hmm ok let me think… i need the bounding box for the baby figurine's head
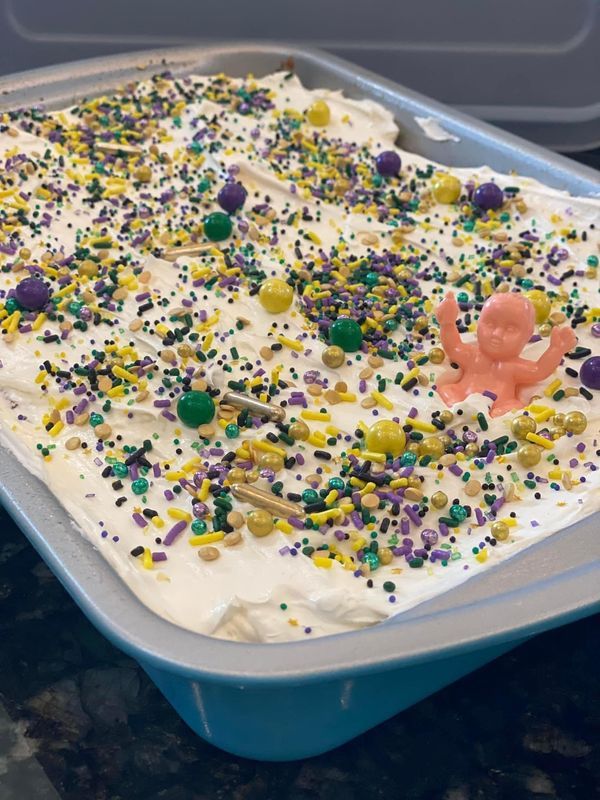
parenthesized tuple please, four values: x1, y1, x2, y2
(477, 293, 535, 359)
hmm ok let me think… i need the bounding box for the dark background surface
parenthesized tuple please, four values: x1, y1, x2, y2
(0, 71, 598, 798)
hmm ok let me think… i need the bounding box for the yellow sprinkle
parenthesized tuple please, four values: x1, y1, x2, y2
(202, 332, 214, 352)
(359, 481, 377, 496)
(548, 468, 563, 480)
(151, 516, 165, 529)
(276, 335, 304, 352)
(500, 517, 518, 527)
(48, 421, 64, 437)
(360, 450, 387, 463)
(544, 379, 562, 398)
(338, 503, 355, 514)
(356, 420, 368, 434)
(301, 410, 331, 422)
(32, 313, 46, 331)
(337, 392, 357, 402)
(324, 489, 339, 505)
(7, 310, 21, 333)
(1, 310, 18, 331)
(526, 432, 554, 449)
(390, 478, 408, 489)
(351, 537, 367, 552)
(309, 509, 342, 525)
(252, 439, 286, 457)
(275, 519, 293, 534)
(182, 458, 201, 473)
(307, 432, 326, 447)
(313, 557, 333, 569)
(155, 323, 170, 337)
(400, 367, 420, 387)
(143, 548, 153, 570)
(198, 478, 211, 501)
(406, 417, 437, 433)
(167, 508, 193, 522)
(107, 385, 125, 398)
(35, 371, 48, 384)
(475, 550, 488, 564)
(325, 425, 340, 437)
(165, 470, 186, 481)
(112, 365, 138, 383)
(370, 391, 393, 410)
(54, 282, 77, 298)
(189, 532, 225, 546)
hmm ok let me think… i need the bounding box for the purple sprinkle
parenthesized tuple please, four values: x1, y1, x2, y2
(132, 513, 147, 528)
(152, 552, 167, 562)
(163, 520, 188, 546)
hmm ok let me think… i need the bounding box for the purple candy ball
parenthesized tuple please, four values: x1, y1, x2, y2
(420, 528, 439, 546)
(580, 356, 600, 390)
(375, 150, 401, 177)
(217, 182, 247, 213)
(15, 277, 50, 311)
(591, 323, 600, 338)
(473, 182, 504, 210)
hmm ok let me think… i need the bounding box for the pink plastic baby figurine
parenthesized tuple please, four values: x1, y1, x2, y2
(435, 291, 577, 417)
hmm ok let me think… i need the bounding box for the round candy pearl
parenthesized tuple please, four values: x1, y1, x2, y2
(473, 182, 504, 211)
(375, 150, 401, 177)
(428, 347, 445, 364)
(247, 509, 274, 537)
(191, 519, 208, 535)
(330, 317, 363, 352)
(217, 182, 246, 213)
(226, 467, 246, 485)
(176, 390, 215, 427)
(591, 323, 600, 338)
(258, 278, 293, 313)
(431, 491, 448, 509)
(302, 488, 320, 504)
(400, 451, 417, 466)
(420, 528, 439, 546)
(524, 289, 551, 324)
(511, 414, 537, 439)
(491, 521, 510, 541)
(258, 452, 284, 472)
(564, 411, 587, 434)
(580, 356, 600, 390)
(203, 212, 233, 241)
(15, 277, 49, 311)
(517, 443, 542, 467)
(321, 345, 345, 369)
(365, 420, 406, 457)
(432, 174, 461, 204)
(362, 551, 380, 571)
(418, 436, 445, 460)
(289, 420, 310, 441)
(306, 100, 330, 127)
(449, 504, 467, 522)
(225, 423, 240, 439)
(131, 478, 149, 495)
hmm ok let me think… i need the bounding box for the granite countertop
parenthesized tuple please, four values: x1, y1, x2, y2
(1, 149, 599, 800)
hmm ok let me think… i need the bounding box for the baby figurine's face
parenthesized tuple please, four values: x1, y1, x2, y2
(477, 294, 534, 360)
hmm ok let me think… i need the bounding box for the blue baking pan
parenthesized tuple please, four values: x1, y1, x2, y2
(0, 44, 598, 761)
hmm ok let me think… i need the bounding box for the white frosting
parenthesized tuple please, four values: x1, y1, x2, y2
(0, 72, 598, 643)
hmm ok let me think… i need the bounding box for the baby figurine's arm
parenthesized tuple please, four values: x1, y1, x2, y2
(513, 325, 577, 383)
(435, 291, 473, 365)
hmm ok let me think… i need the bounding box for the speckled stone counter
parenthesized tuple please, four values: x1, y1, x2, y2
(1, 147, 599, 800)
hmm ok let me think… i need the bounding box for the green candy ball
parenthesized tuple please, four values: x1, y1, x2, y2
(176, 390, 215, 427)
(362, 551, 380, 571)
(203, 212, 233, 242)
(330, 318, 363, 353)
(302, 488, 320, 504)
(132, 478, 149, 495)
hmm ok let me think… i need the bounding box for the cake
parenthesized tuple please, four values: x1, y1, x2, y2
(0, 68, 598, 642)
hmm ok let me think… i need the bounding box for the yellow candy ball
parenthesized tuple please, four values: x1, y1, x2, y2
(365, 420, 405, 456)
(464, 442, 479, 457)
(432, 174, 462, 204)
(564, 411, 587, 434)
(306, 100, 331, 127)
(258, 452, 284, 473)
(511, 414, 537, 439)
(418, 436, 445, 460)
(226, 467, 246, 485)
(517, 443, 542, 467)
(431, 491, 448, 509)
(288, 420, 310, 441)
(322, 345, 345, 369)
(258, 278, 293, 313)
(428, 347, 445, 365)
(491, 521, 510, 541)
(439, 409, 454, 424)
(247, 509, 274, 537)
(524, 289, 552, 324)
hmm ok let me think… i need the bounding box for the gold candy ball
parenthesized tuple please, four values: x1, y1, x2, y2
(288, 420, 310, 441)
(258, 452, 284, 473)
(432, 174, 462, 204)
(247, 509, 274, 537)
(491, 520, 510, 541)
(524, 289, 551, 324)
(414, 315, 429, 332)
(322, 345, 345, 369)
(517, 443, 542, 467)
(548, 425, 566, 440)
(365, 420, 406, 456)
(406, 441, 420, 455)
(428, 347, 446, 365)
(439, 409, 454, 424)
(258, 278, 294, 313)
(538, 323, 552, 338)
(564, 411, 587, 434)
(245, 469, 259, 484)
(378, 547, 393, 565)
(553, 413, 566, 427)
(437, 434, 453, 449)
(407, 475, 422, 490)
(306, 100, 331, 127)
(464, 442, 479, 457)
(226, 467, 246, 485)
(511, 414, 537, 439)
(431, 491, 448, 509)
(418, 436, 445, 460)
